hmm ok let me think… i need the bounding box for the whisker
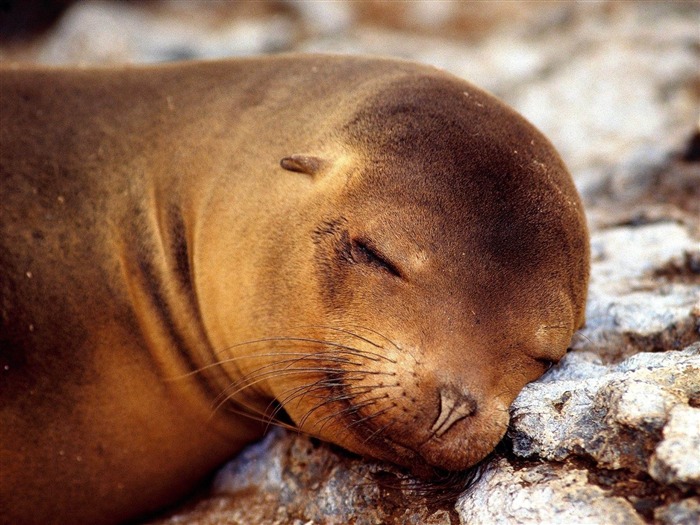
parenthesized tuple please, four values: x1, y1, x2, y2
(211, 350, 361, 407)
(212, 367, 346, 415)
(338, 324, 401, 351)
(265, 382, 323, 421)
(268, 378, 347, 424)
(363, 420, 396, 444)
(342, 323, 419, 364)
(572, 330, 592, 345)
(296, 385, 382, 429)
(287, 324, 385, 349)
(311, 399, 364, 430)
(311, 392, 390, 434)
(168, 350, 357, 381)
(213, 336, 390, 363)
(347, 403, 393, 429)
(219, 402, 298, 433)
(215, 362, 384, 410)
(268, 324, 398, 364)
(219, 365, 348, 400)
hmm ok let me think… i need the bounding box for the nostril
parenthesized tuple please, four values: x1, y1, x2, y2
(430, 386, 477, 438)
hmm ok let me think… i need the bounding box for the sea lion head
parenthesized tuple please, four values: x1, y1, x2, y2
(205, 71, 589, 475)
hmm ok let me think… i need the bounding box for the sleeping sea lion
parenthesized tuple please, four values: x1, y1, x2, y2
(0, 54, 589, 525)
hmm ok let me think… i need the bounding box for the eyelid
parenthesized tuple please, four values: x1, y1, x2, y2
(352, 238, 403, 278)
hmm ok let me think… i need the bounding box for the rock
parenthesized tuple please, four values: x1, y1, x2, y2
(509, 345, 700, 472)
(655, 497, 700, 525)
(34, 0, 295, 64)
(149, 345, 700, 525)
(151, 429, 455, 525)
(456, 459, 646, 525)
(649, 405, 700, 486)
(579, 223, 700, 361)
(283, 0, 354, 36)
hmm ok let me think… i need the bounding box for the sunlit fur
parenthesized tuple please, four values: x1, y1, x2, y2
(1, 55, 589, 525)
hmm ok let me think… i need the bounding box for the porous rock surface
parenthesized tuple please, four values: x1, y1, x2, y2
(2, 1, 698, 524)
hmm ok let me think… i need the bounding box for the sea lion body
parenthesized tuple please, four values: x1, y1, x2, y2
(0, 55, 589, 524)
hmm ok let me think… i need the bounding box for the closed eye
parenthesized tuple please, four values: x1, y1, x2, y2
(351, 239, 403, 278)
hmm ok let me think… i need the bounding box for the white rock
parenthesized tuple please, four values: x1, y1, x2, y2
(284, 0, 353, 36)
(456, 459, 645, 525)
(655, 497, 700, 525)
(38, 0, 295, 64)
(649, 404, 700, 486)
(580, 223, 700, 357)
(510, 345, 700, 471)
(214, 428, 285, 494)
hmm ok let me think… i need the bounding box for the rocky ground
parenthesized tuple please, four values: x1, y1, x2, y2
(2, 1, 698, 524)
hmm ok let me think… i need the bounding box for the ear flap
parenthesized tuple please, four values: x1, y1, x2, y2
(280, 154, 326, 177)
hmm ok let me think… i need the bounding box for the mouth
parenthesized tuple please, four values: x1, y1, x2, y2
(280, 357, 507, 476)
(293, 378, 427, 471)
(323, 379, 508, 476)
(317, 382, 453, 476)
(340, 417, 490, 480)
(340, 419, 438, 477)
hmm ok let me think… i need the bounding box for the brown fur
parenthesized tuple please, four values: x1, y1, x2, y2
(0, 55, 589, 525)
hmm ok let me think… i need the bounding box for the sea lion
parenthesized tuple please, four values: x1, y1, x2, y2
(0, 54, 589, 525)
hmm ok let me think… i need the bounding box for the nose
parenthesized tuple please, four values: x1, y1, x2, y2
(430, 385, 478, 438)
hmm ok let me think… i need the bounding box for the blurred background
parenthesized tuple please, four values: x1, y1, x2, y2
(1, 0, 698, 218)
